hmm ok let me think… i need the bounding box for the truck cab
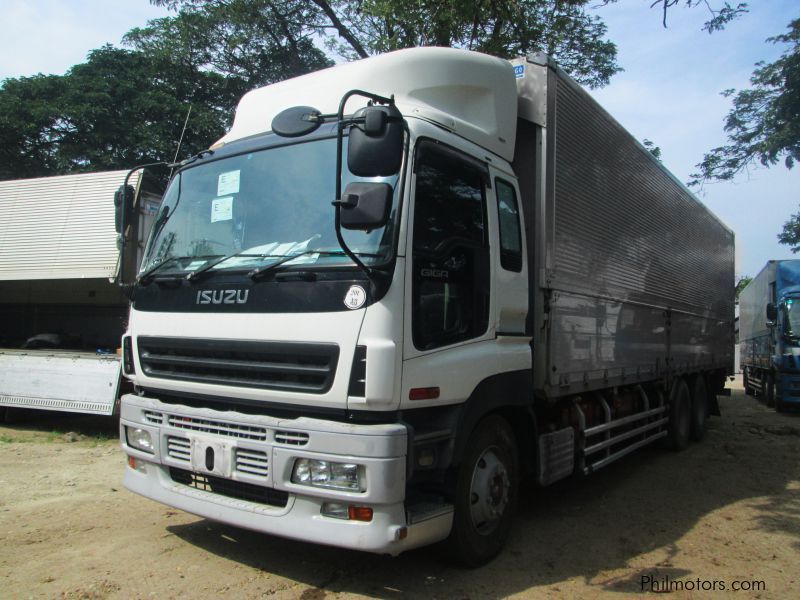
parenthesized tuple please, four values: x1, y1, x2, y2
(120, 48, 530, 563)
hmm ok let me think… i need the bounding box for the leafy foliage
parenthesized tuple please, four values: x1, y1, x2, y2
(1, 0, 624, 181)
(146, 0, 621, 88)
(602, 0, 748, 32)
(0, 46, 233, 180)
(689, 19, 800, 188)
(735, 275, 752, 298)
(126, 1, 332, 90)
(642, 139, 662, 161)
(778, 209, 800, 253)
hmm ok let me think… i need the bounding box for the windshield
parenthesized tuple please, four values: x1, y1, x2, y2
(783, 298, 800, 342)
(139, 136, 399, 277)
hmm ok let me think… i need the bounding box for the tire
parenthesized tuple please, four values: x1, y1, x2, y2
(667, 378, 691, 451)
(743, 370, 754, 396)
(689, 376, 708, 442)
(445, 415, 518, 567)
(774, 378, 785, 412)
(765, 374, 776, 408)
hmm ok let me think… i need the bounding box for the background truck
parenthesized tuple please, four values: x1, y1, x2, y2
(118, 48, 735, 566)
(739, 260, 800, 411)
(0, 170, 160, 417)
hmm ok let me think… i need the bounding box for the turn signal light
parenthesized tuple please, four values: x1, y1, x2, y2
(348, 506, 373, 522)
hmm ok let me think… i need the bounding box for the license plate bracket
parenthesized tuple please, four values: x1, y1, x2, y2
(190, 436, 233, 478)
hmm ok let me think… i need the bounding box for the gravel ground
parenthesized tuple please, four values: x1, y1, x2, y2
(1, 375, 798, 599)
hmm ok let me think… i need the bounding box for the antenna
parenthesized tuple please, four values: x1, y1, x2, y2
(172, 105, 193, 164)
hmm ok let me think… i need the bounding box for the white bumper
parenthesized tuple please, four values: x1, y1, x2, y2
(120, 393, 452, 555)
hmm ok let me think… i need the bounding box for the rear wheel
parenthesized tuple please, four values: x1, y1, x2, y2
(690, 376, 708, 441)
(743, 370, 754, 396)
(667, 378, 691, 451)
(445, 415, 518, 567)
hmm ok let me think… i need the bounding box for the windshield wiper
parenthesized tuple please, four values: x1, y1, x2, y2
(187, 251, 282, 282)
(138, 255, 218, 285)
(248, 250, 379, 281)
(138, 256, 189, 285)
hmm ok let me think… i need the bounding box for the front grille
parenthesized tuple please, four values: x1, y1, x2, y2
(144, 410, 164, 425)
(137, 337, 339, 394)
(167, 414, 268, 441)
(170, 467, 288, 507)
(274, 430, 309, 446)
(235, 448, 269, 477)
(167, 436, 191, 462)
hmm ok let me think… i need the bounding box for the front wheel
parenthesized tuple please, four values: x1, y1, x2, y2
(445, 415, 518, 567)
(765, 374, 776, 408)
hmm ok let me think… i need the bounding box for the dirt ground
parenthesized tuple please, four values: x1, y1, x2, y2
(1, 376, 799, 599)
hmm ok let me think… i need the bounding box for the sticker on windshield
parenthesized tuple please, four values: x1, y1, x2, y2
(217, 170, 240, 196)
(344, 285, 367, 310)
(211, 196, 233, 222)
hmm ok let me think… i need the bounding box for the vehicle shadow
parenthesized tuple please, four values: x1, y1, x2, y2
(0, 407, 118, 439)
(166, 389, 800, 598)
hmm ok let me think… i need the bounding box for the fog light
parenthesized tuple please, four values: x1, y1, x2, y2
(292, 458, 363, 491)
(126, 427, 154, 454)
(128, 455, 147, 473)
(320, 502, 373, 522)
(321, 502, 350, 519)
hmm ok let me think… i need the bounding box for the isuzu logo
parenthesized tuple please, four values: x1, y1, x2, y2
(196, 289, 250, 305)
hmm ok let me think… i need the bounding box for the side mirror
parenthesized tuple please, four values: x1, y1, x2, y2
(340, 182, 392, 231)
(114, 185, 135, 234)
(348, 105, 403, 177)
(767, 303, 778, 322)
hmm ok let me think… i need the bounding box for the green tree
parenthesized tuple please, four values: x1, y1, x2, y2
(690, 19, 800, 187)
(778, 208, 800, 252)
(736, 275, 752, 299)
(637, 0, 748, 32)
(145, 0, 621, 88)
(127, 1, 332, 90)
(642, 139, 662, 161)
(0, 46, 233, 180)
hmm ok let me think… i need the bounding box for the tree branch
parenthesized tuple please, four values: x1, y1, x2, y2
(310, 0, 369, 58)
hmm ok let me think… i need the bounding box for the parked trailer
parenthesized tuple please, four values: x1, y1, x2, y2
(0, 170, 159, 416)
(119, 48, 734, 566)
(739, 260, 800, 410)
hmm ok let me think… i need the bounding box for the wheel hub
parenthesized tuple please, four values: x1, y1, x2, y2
(469, 447, 510, 535)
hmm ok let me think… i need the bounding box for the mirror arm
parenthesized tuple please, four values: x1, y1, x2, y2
(331, 90, 396, 288)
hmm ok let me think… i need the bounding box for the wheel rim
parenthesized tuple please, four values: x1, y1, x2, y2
(468, 446, 511, 535)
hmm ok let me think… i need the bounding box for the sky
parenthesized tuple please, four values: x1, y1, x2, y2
(0, 0, 797, 279)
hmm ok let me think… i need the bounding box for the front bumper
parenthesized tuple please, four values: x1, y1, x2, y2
(120, 393, 452, 555)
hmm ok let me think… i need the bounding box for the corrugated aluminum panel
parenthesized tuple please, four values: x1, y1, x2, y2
(515, 63, 735, 396)
(550, 76, 734, 320)
(738, 261, 774, 346)
(0, 170, 134, 281)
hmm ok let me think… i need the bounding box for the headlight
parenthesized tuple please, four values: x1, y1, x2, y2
(291, 458, 363, 491)
(126, 427, 154, 454)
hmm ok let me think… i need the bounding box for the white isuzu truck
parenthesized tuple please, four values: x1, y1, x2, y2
(119, 48, 734, 566)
